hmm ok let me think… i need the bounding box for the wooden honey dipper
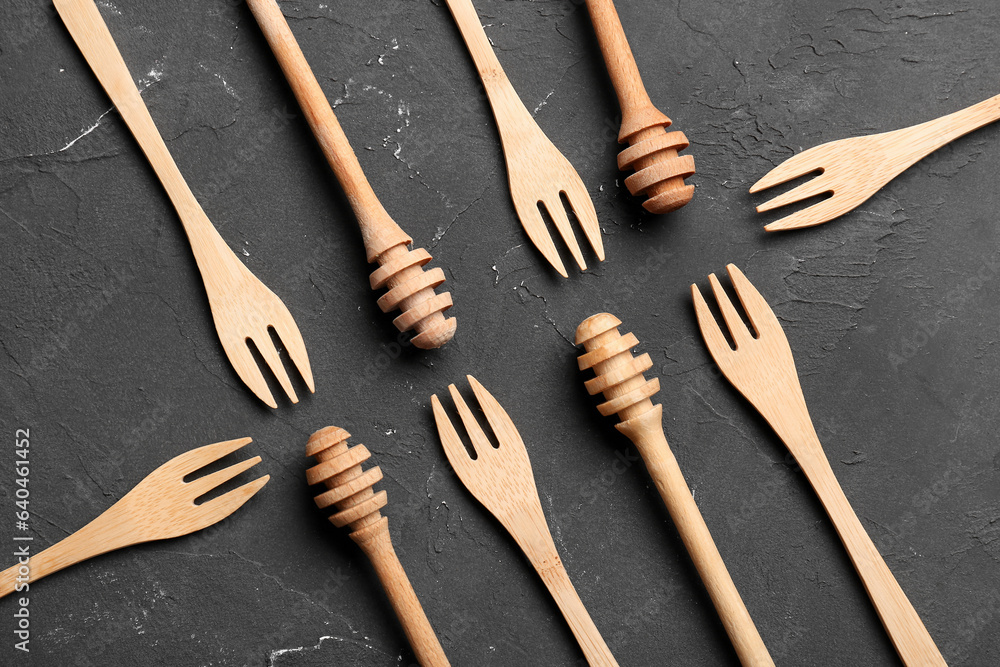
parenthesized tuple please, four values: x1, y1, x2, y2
(306, 426, 450, 667)
(583, 0, 695, 214)
(575, 314, 773, 667)
(247, 0, 455, 349)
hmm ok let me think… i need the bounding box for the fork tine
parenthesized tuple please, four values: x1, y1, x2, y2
(220, 337, 277, 408)
(691, 284, 734, 359)
(251, 332, 298, 404)
(513, 196, 568, 278)
(186, 455, 263, 498)
(708, 273, 754, 347)
(763, 194, 865, 232)
(755, 174, 832, 213)
(563, 182, 605, 262)
(467, 375, 519, 447)
(170, 437, 254, 474)
(448, 383, 494, 456)
(432, 394, 476, 475)
(195, 475, 270, 524)
(749, 147, 826, 193)
(543, 199, 586, 271)
(271, 319, 316, 394)
(726, 264, 783, 339)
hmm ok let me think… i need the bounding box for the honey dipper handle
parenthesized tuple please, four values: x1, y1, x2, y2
(356, 525, 451, 667)
(618, 408, 774, 667)
(583, 0, 670, 140)
(245, 0, 410, 256)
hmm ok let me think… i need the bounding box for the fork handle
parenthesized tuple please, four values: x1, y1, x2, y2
(444, 0, 536, 134)
(799, 448, 947, 667)
(53, 0, 228, 259)
(902, 92, 1000, 161)
(0, 511, 132, 599)
(245, 0, 411, 258)
(618, 408, 774, 667)
(534, 557, 620, 667)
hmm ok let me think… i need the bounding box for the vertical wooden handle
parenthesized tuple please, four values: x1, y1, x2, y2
(619, 409, 774, 667)
(443, 0, 532, 127)
(802, 453, 947, 667)
(583, 0, 658, 122)
(536, 562, 620, 667)
(245, 0, 409, 252)
(357, 528, 451, 667)
(52, 0, 217, 245)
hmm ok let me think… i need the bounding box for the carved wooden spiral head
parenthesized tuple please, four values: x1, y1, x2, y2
(372, 242, 457, 350)
(617, 113, 695, 215)
(306, 426, 387, 537)
(575, 313, 660, 423)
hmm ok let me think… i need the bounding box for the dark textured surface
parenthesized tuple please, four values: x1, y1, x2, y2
(2, 0, 999, 665)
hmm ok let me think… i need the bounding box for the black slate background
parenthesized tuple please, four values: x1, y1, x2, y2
(2, 0, 999, 665)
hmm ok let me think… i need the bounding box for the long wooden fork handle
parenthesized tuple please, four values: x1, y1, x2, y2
(0, 516, 129, 599)
(619, 410, 774, 666)
(536, 562, 619, 667)
(53, 0, 219, 248)
(905, 92, 1000, 162)
(802, 452, 946, 667)
(356, 526, 451, 667)
(245, 0, 410, 254)
(444, 0, 535, 129)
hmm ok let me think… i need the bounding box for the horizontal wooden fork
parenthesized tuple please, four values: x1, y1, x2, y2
(751, 92, 1000, 231)
(691, 264, 946, 667)
(0, 438, 268, 598)
(432, 376, 619, 667)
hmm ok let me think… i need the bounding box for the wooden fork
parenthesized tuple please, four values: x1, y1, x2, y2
(445, 0, 604, 278)
(432, 376, 619, 667)
(0, 438, 268, 598)
(751, 92, 1000, 231)
(55, 0, 315, 408)
(691, 264, 946, 667)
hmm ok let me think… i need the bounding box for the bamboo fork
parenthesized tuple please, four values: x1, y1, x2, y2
(54, 0, 314, 408)
(445, 0, 604, 278)
(432, 376, 619, 667)
(306, 427, 450, 667)
(576, 313, 773, 666)
(246, 0, 456, 349)
(583, 0, 695, 213)
(691, 264, 946, 667)
(751, 92, 1000, 231)
(0, 438, 268, 598)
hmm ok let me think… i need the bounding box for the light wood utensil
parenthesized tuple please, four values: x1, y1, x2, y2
(576, 313, 773, 667)
(306, 427, 450, 667)
(246, 0, 456, 349)
(751, 92, 1000, 231)
(0, 438, 268, 598)
(583, 0, 695, 214)
(54, 0, 315, 408)
(432, 376, 619, 667)
(692, 264, 946, 667)
(445, 0, 604, 278)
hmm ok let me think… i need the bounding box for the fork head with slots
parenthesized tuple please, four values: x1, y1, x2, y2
(748, 129, 931, 232)
(690, 263, 813, 440)
(118, 436, 271, 542)
(205, 251, 315, 409)
(431, 375, 545, 531)
(501, 122, 606, 278)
